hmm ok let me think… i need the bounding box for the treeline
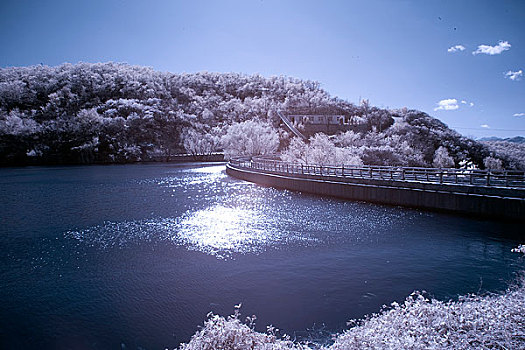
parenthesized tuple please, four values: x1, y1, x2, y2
(0, 62, 521, 169)
(0, 62, 338, 164)
(482, 141, 525, 170)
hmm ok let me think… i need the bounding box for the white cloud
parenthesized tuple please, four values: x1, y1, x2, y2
(448, 45, 466, 53)
(472, 41, 511, 55)
(480, 124, 490, 128)
(434, 98, 459, 111)
(460, 100, 474, 107)
(505, 70, 523, 81)
(514, 113, 525, 117)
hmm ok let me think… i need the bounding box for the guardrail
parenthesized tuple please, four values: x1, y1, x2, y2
(277, 111, 308, 140)
(229, 157, 525, 188)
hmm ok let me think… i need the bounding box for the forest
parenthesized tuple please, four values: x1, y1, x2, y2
(1, 62, 523, 169)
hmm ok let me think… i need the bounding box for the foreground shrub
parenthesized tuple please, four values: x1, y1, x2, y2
(179, 307, 310, 350)
(331, 282, 525, 349)
(179, 274, 525, 350)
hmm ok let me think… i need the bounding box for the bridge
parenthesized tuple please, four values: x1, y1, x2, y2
(226, 157, 525, 221)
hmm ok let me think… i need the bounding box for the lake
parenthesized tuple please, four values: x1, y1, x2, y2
(0, 162, 523, 349)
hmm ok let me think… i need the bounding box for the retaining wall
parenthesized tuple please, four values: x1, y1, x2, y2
(226, 164, 525, 221)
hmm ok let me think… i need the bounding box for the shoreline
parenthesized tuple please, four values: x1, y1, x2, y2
(0, 153, 225, 168)
(179, 273, 525, 349)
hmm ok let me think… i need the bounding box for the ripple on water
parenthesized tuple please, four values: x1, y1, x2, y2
(65, 204, 317, 259)
(145, 165, 228, 189)
(66, 164, 429, 259)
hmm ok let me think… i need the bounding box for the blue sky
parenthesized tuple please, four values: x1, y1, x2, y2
(1, 0, 524, 138)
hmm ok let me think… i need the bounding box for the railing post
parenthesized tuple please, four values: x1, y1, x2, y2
(342, 165, 345, 177)
(505, 171, 509, 187)
(401, 169, 405, 181)
(439, 170, 443, 184)
(469, 172, 473, 185)
(486, 171, 490, 186)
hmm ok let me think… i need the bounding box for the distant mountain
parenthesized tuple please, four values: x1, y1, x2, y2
(479, 136, 525, 144)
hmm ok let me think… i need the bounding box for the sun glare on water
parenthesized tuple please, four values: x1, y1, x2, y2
(65, 165, 320, 258)
(66, 203, 313, 259)
(173, 205, 281, 257)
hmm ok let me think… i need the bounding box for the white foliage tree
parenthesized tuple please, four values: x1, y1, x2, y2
(281, 134, 363, 166)
(307, 133, 336, 165)
(432, 146, 455, 168)
(182, 127, 220, 156)
(221, 120, 279, 159)
(483, 156, 504, 171)
(280, 137, 309, 164)
(0, 109, 40, 136)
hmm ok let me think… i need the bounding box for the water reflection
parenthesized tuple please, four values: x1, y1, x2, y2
(174, 205, 311, 258)
(66, 164, 420, 258)
(152, 165, 227, 188)
(67, 202, 315, 259)
(3, 163, 523, 350)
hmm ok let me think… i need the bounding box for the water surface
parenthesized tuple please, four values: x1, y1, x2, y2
(1, 163, 523, 349)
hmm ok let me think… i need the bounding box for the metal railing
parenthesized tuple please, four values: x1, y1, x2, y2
(228, 157, 525, 188)
(277, 111, 308, 140)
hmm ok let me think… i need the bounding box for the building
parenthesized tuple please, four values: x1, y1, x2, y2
(283, 107, 356, 136)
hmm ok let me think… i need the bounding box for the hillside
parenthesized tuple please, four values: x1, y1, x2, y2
(0, 62, 516, 169)
(481, 141, 525, 170)
(479, 136, 525, 144)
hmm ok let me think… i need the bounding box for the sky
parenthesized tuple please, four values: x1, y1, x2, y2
(0, 0, 524, 138)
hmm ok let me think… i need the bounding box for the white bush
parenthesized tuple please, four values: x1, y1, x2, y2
(178, 275, 525, 350)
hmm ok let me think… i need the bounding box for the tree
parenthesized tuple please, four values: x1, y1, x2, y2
(182, 127, 220, 157)
(432, 146, 455, 168)
(483, 156, 504, 171)
(0, 62, 511, 169)
(280, 137, 309, 164)
(281, 134, 363, 166)
(221, 120, 279, 159)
